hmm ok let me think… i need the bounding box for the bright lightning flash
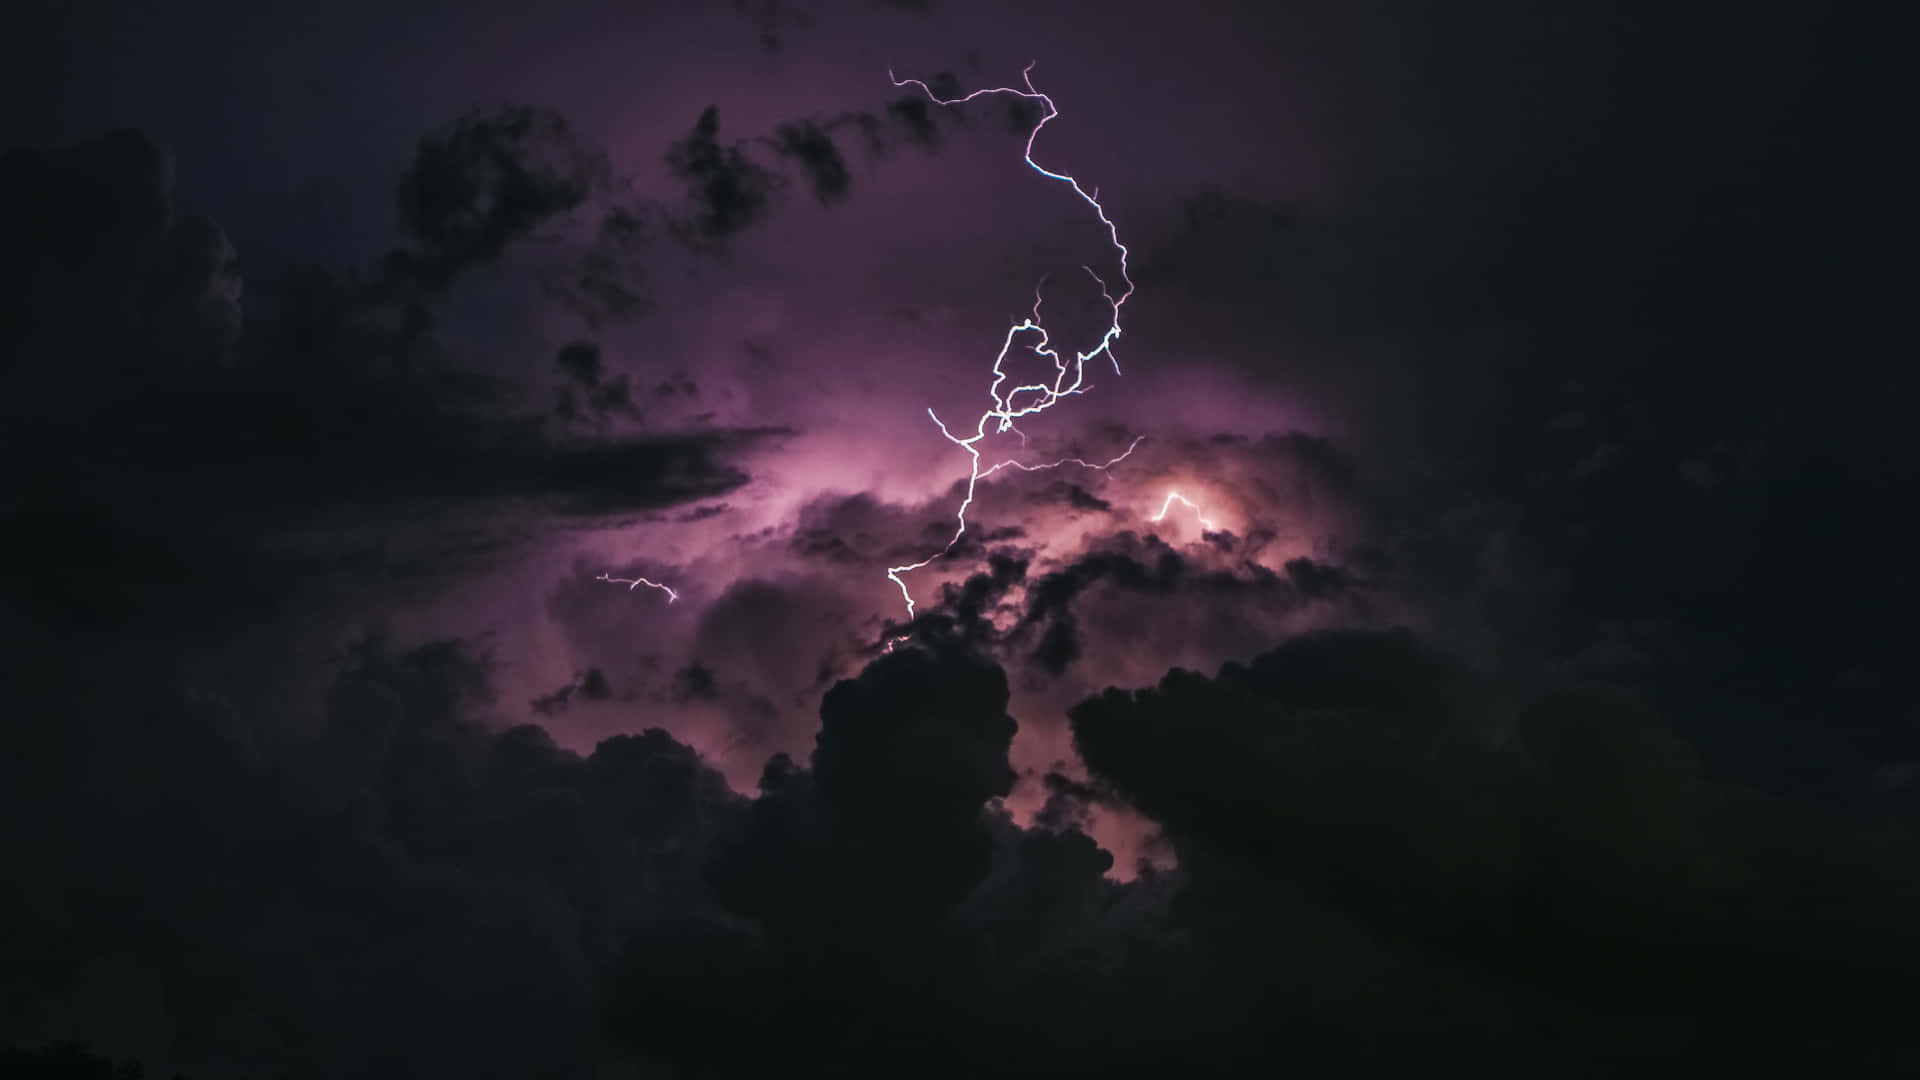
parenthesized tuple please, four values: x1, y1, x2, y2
(1151, 491, 1219, 533)
(599, 66, 1173, 616)
(883, 63, 1138, 619)
(596, 572, 679, 603)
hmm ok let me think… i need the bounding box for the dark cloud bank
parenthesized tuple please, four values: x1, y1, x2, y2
(11, 622, 1920, 1077)
(6, 5, 1917, 1078)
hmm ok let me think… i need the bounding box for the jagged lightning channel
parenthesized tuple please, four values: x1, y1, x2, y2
(1151, 491, 1218, 533)
(596, 572, 679, 603)
(978, 434, 1146, 480)
(883, 64, 1138, 619)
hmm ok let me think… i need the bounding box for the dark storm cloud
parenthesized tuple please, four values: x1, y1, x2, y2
(17, 598, 1920, 1074)
(1050, 480, 1111, 513)
(1083, 8, 1908, 821)
(0, 129, 242, 368)
(784, 490, 909, 565)
(731, 0, 934, 56)
(791, 527, 864, 565)
(0, 484, 286, 641)
(712, 646, 1016, 930)
(1282, 554, 1351, 600)
(662, 73, 1015, 244)
(606, 643, 1158, 1075)
(3, 341, 761, 622)
(941, 548, 1028, 626)
(1390, 312, 1920, 806)
(379, 109, 643, 328)
(1060, 629, 1920, 1065)
(730, 0, 815, 54)
(597, 628, 1920, 1074)
(0, 124, 779, 636)
(673, 575, 867, 742)
(1031, 768, 1104, 832)
(539, 566, 873, 786)
(554, 339, 604, 384)
(652, 370, 699, 398)
(550, 340, 642, 429)
(145, 213, 245, 358)
(1136, 189, 1301, 300)
(1011, 531, 1330, 675)
(665, 105, 783, 248)
(860, 549, 1031, 662)
(670, 661, 721, 703)
(884, 91, 942, 149)
(768, 119, 853, 203)
(530, 666, 613, 715)
(385, 107, 608, 293)
(1013, 536, 1190, 618)
(1228, 429, 1358, 501)
(548, 200, 651, 326)
(951, 801, 1120, 955)
(0, 632, 741, 1078)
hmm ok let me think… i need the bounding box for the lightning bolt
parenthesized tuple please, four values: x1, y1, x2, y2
(977, 434, 1146, 480)
(596, 572, 679, 603)
(883, 63, 1138, 619)
(1150, 491, 1218, 533)
(599, 65, 1141, 616)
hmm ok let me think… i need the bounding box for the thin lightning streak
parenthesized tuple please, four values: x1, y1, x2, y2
(884, 64, 1138, 618)
(1150, 491, 1218, 533)
(978, 434, 1146, 480)
(596, 572, 679, 603)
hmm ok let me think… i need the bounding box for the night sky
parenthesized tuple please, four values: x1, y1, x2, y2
(2, 2, 1913, 1076)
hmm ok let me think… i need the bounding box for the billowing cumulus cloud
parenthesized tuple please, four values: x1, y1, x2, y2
(16, 609, 1920, 1075)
